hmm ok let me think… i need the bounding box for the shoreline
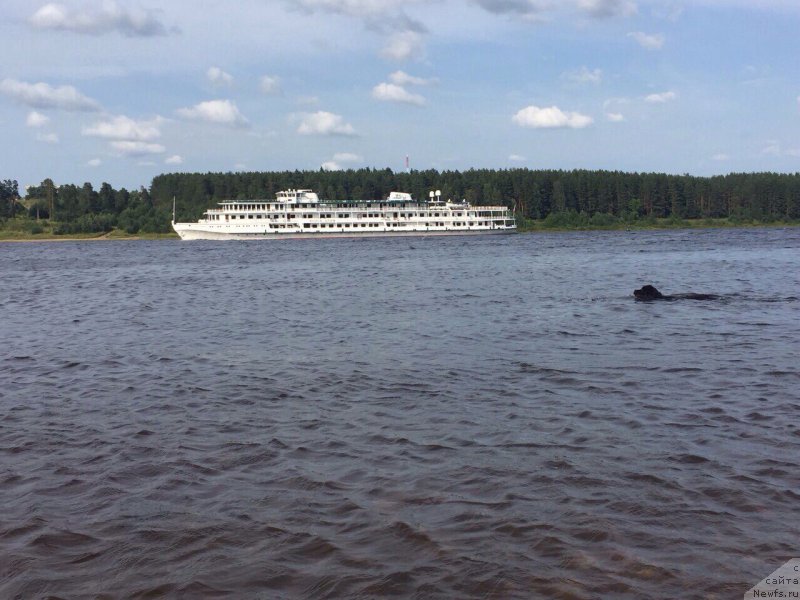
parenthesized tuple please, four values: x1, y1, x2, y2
(1, 220, 797, 243)
(0, 232, 178, 243)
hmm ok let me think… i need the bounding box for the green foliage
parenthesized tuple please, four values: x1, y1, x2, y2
(5, 169, 800, 235)
(589, 212, 618, 228)
(543, 210, 589, 229)
(54, 213, 115, 235)
(1, 179, 20, 220)
(151, 169, 800, 227)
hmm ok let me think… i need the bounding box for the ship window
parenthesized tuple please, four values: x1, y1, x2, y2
(248, 215, 253, 219)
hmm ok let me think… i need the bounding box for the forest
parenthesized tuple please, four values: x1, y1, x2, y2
(2, 168, 800, 236)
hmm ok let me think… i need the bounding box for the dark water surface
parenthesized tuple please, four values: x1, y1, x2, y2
(1, 228, 799, 599)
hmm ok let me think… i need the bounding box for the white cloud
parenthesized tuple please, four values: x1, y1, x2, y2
(470, 0, 639, 21)
(165, 154, 184, 165)
(389, 70, 437, 86)
(381, 31, 424, 61)
(760, 141, 800, 157)
(26, 111, 50, 127)
(110, 140, 166, 156)
(473, 0, 551, 21)
(603, 98, 628, 122)
(321, 153, 362, 170)
(82, 115, 162, 140)
(297, 111, 357, 136)
(290, 0, 426, 33)
(30, 2, 168, 37)
(0, 78, 101, 111)
(628, 31, 665, 49)
(36, 132, 59, 144)
(291, 0, 410, 19)
(260, 75, 281, 95)
(645, 91, 677, 103)
(509, 154, 526, 162)
(761, 142, 781, 156)
(578, 0, 637, 18)
(512, 105, 593, 129)
(603, 97, 630, 110)
(711, 153, 730, 161)
(87, 158, 102, 167)
(562, 66, 602, 84)
(207, 67, 233, 86)
(176, 100, 249, 127)
(372, 82, 425, 105)
(653, 4, 683, 21)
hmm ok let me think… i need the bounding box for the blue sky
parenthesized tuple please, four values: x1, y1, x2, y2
(2, 0, 799, 190)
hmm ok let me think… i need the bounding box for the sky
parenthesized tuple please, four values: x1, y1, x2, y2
(2, 0, 800, 190)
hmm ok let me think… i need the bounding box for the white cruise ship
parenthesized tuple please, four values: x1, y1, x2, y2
(172, 189, 516, 240)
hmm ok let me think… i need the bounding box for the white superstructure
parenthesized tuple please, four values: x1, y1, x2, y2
(172, 189, 516, 240)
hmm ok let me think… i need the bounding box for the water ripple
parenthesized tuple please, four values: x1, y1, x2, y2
(1, 229, 799, 598)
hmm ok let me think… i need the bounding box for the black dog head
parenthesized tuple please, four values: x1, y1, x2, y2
(634, 285, 664, 300)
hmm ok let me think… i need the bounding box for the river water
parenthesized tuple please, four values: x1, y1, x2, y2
(1, 228, 798, 599)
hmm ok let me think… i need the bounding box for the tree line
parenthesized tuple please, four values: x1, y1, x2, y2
(153, 168, 800, 224)
(5, 168, 800, 235)
(9, 179, 170, 234)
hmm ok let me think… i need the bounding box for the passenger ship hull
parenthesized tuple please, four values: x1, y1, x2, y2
(172, 189, 516, 241)
(173, 225, 514, 241)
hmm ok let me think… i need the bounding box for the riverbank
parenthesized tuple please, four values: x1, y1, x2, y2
(0, 229, 178, 242)
(1, 218, 797, 242)
(516, 216, 799, 233)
